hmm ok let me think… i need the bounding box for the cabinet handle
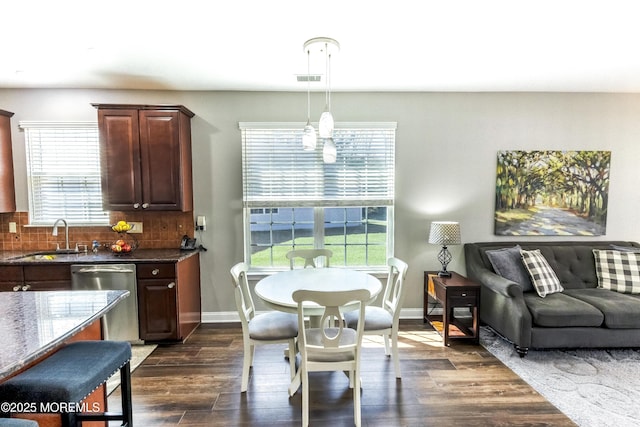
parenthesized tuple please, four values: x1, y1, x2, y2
(167, 282, 176, 289)
(142, 203, 149, 209)
(133, 203, 140, 209)
(461, 293, 467, 297)
(152, 268, 160, 276)
(22, 285, 31, 291)
(13, 285, 21, 292)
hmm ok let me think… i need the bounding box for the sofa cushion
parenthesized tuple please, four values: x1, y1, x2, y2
(564, 288, 640, 328)
(593, 249, 640, 294)
(521, 249, 564, 297)
(524, 292, 604, 327)
(485, 245, 534, 292)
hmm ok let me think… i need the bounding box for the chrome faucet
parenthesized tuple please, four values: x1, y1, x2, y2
(52, 218, 70, 251)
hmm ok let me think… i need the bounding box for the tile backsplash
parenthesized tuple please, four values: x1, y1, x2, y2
(0, 211, 195, 251)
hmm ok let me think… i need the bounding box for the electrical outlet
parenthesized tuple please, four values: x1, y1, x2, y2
(9, 222, 17, 233)
(128, 221, 143, 234)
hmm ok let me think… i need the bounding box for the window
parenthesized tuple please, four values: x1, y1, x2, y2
(20, 121, 109, 225)
(240, 122, 396, 270)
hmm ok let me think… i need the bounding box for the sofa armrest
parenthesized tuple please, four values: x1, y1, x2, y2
(474, 268, 523, 299)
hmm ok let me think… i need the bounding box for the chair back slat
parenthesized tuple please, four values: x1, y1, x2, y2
(230, 262, 255, 327)
(382, 257, 409, 318)
(293, 289, 369, 355)
(286, 249, 333, 269)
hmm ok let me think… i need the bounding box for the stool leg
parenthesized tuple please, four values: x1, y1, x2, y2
(62, 411, 76, 427)
(120, 361, 133, 427)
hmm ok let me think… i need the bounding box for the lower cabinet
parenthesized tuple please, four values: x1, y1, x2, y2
(0, 265, 71, 291)
(0, 253, 201, 343)
(137, 254, 201, 341)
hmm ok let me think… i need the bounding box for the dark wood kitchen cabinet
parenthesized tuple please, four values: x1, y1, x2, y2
(0, 109, 16, 212)
(93, 103, 194, 212)
(0, 266, 24, 291)
(137, 254, 201, 341)
(0, 265, 71, 291)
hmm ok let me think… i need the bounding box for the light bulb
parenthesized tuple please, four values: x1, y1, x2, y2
(323, 138, 336, 163)
(302, 123, 317, 150)
(318, 110, 334, 138)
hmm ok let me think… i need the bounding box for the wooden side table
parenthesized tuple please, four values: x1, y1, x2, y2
(424, 271, 480, 346)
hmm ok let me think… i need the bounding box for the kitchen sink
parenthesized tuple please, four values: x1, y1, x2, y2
(10, 251, 87, 262)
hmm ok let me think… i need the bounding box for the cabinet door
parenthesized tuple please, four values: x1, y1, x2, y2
(0, 265, 24, 291)
(97, 108, 142, 211)
(138, 278, 179, 341)
(139, 110, 184, 210)
(0, 110, 16, 213)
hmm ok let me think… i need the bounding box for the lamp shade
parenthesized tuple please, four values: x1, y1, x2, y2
(302, 123, 317, 150)
(322, 137, 337, 163)
(428, 221, 461, 246)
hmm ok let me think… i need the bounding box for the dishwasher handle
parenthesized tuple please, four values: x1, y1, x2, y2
(72, 266, 135, 274)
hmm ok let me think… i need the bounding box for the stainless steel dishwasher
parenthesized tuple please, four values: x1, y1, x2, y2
(71, 264, 141, 343)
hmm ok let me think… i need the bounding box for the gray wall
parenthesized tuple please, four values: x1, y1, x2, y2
(2, 89, 640, 319)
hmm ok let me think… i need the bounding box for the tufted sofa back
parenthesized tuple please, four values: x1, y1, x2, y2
(466, 241, 640, 290)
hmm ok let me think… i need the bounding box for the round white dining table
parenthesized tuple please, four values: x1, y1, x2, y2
(255, 267, 383, 315)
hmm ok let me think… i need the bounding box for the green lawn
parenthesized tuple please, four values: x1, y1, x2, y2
(251, 233, 387, 267)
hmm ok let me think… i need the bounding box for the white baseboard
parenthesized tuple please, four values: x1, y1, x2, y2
(201, 307, 431, 323)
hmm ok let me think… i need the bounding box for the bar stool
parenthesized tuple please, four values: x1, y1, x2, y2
(0, 340, 132, 427)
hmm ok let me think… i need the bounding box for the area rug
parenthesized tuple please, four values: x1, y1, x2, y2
(480, 327, 640, 427)
(107, 344, 157, 395)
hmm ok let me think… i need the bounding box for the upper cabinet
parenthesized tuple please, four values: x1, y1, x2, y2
(0, 109, 16, 213)
(93, 104, 195, 212)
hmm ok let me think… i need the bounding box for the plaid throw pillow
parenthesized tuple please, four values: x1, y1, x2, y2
(520, 249, 563, 297)
(593, 249, 640, 294)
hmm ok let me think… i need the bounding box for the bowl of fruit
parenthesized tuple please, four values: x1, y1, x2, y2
(110, 220, 138, 255)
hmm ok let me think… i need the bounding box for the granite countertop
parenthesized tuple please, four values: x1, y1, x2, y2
(0, 289, 129, 379)
(0, 248, 200, 265)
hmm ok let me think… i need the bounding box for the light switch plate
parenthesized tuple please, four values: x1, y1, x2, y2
(9, 222, 17, 233)
(128, 221, 143, 234)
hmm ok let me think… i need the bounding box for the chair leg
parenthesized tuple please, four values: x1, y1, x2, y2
(287, 339, 297, 381)
(383, 332, 391, 357)
(302, 367, 309, 427)
(241, 339, 252, 393)
(392, 327, 401, 378)
(353, 363, 361, 427)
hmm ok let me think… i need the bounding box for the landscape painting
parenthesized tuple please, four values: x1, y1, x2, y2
(494, 150, 611, 236)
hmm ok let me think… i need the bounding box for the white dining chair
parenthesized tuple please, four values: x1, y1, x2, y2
(343, 257, 409, 378)
(230, 262, 298, 393)
(285, 248, 333, 269)
(292, 288, 369, 427)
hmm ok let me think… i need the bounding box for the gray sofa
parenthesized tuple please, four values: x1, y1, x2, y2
(465, 241, 640, 357)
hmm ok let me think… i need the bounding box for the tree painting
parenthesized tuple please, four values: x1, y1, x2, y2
(495, 150, 610, 236)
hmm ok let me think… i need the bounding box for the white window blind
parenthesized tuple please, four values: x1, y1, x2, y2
(20, 121, 109, 225)
(240, 122, 396, 208)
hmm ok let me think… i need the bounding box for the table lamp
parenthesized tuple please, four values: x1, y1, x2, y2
(428, 221, 461, 277)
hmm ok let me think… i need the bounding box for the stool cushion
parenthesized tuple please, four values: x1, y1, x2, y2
(0, 420, 40, 427)
(0, 341, 131, 405)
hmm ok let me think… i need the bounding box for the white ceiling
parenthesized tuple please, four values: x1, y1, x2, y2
(2, 0, 640, 92)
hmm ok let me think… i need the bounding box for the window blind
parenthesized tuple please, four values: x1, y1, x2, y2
(20, 121, 109, 225)
(240, 122, 396, 208)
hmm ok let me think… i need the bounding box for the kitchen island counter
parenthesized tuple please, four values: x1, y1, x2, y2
(0, 289, 129, 380)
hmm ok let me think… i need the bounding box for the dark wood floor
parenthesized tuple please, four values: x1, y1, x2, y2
(109, 320, 576, 426)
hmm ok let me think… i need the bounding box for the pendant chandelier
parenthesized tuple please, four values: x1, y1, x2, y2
(302, 37, 340, 163)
